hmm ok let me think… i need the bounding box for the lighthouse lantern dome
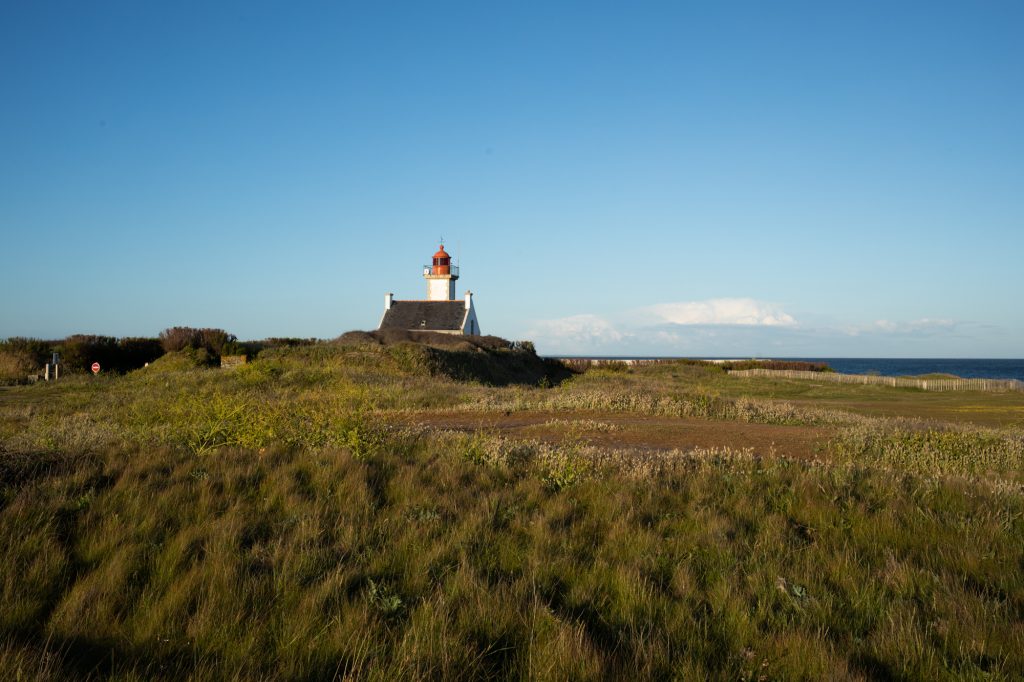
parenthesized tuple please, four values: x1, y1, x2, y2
(432, 245, 451, 275)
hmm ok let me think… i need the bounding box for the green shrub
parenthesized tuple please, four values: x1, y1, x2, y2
(539, 447, 591, 491)
(366, 579, 405, 618)
(341, 416, 387, 461)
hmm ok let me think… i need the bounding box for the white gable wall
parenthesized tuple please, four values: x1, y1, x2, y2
(461, 293, 480, 335)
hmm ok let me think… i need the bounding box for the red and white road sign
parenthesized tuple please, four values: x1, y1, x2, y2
(91, 362, 101, 374)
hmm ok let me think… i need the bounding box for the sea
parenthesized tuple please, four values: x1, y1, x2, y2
(787, 358, 1024, 382)
(551, 357, 1024, 382)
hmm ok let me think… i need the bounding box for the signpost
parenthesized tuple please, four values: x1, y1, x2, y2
(91, 362, 101, 375)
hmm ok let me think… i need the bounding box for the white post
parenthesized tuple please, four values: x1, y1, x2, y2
(44, 364, 51, 381)
(384, 292, 393, 310)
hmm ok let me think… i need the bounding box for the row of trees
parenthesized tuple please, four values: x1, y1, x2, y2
(0, 328, 234, 380)
(1, 329, 323, 382)
(157, 328, 318, 358)
(0, 335, 166, 377)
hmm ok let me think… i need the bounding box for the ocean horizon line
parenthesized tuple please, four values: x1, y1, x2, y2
(541, 357, 1024, 382)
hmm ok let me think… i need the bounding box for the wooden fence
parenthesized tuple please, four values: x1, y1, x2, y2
(728, 368, 1024, 392)
(555, 358, 676, 371)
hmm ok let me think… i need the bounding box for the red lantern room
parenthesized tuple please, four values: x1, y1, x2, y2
(423, 242, 459, 300)
(432, 245, 451, 275)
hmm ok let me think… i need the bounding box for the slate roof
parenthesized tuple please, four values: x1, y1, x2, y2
(379, 301, 467, 332)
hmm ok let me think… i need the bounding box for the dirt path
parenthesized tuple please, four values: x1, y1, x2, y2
(393, 409, 830, 459)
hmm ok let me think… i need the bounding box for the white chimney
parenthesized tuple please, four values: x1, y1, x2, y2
(384, 292, 393, 310)
(464, 290, 472, 310)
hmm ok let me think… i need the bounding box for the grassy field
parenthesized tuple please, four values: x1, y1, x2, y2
(1, 341, 1022, 680)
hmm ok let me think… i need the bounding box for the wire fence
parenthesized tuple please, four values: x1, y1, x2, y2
(728, 368, 1024, 392)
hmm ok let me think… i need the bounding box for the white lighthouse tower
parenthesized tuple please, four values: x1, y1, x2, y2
(423, 244, 458, 300)
(378, 243, 481, 335)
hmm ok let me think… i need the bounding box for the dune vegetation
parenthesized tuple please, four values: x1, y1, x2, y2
(1, 338, 1022, 680)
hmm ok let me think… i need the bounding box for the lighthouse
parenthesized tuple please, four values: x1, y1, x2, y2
(378, 243, 482, 335)
(424, 244, 458, 301)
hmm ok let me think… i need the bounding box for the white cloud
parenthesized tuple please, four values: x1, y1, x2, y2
(645, 298, 796, 327)
(848, 318, 956, 336)
(527, 314, 625, 348)
(527, 299, 794, 353)
(525, 300, 974, 356)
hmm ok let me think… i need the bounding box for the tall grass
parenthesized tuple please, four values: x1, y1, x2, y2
(830, 422, 1024, 479)
(1, 434, 1022, 679)
(1, 342, 1023, 678)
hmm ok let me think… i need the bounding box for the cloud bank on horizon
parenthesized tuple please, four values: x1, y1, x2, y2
(645, 299, 796, 327)
(528, 298, 984, 357)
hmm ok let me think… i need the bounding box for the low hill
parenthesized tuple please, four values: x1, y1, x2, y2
(337, 329, 515, 353)
(337, 330, 574, 386)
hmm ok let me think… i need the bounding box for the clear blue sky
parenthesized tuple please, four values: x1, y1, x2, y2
(2, 1, 1022, 357)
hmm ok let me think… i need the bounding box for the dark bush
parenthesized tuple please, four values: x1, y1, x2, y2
(159, 327, 237, 358)
(29, 335, 166, 374)
(199, 328, 235, 356)
(57, 335, 121, 373)
(159, 327, 203, 353)
(117, 337, 165, 370)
